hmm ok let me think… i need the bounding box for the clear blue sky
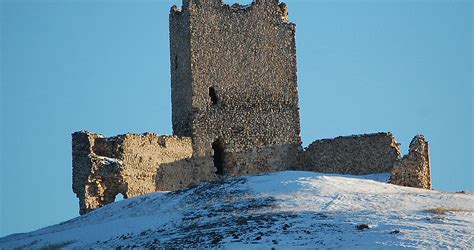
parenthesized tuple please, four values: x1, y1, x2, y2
(1, 0, 472, 237)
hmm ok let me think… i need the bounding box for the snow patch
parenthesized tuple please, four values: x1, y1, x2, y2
(1, 171, 472, 248)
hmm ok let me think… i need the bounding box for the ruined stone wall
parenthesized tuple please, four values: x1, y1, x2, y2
(119, 134, 193, 196)
(72, 132, 110, 215)
(73, 130, 433, 215)
(72, 1, 433, 215)
(170, 0, 301, 175)
(155, 144, 300, 191)
(302, 132, 432, 189)
(224, 144, 300, 176)
(155, 156, 216, 191)
(390, 135, 431, 189)
(72, 131, 194, 214)
(302, 133, 402, 175)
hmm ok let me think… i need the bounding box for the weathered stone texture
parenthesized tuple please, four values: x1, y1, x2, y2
(226, 144, 301, 176)
(170, 4, 193, 137)
(390, 135, 431, 189)
(170, 0, 302, 173)
(303, 133, 402, 175)
(72, 132, 110, 215)
(73, 130, 432, 215)
(72, 0, 433, 215)
(72, 131, 193, 214)
(156, 157, 216, 191)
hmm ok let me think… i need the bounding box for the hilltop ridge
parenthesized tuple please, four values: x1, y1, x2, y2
(1, 171, 472, 248)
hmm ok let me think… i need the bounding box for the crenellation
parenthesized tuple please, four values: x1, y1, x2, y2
(171, 5, 182, 14)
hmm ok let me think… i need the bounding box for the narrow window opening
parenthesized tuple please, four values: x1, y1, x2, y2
(212, 140, 225, 175)
(174, 55, 178, 70)
(209, 87, 218, 105)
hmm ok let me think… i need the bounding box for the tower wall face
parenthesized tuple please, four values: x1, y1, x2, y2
(171, 0, 302, 173)
(170, 5, 193, 137)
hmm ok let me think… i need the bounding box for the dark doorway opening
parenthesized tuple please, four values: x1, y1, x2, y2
(209, 87, 218, 105)
(212, 139, 225, 175)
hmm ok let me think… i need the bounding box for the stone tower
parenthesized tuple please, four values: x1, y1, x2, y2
(169, 0, 302, 176)
(71, 0, 432, 215)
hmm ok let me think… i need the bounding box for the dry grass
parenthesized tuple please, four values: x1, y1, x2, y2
(425, 207, 473, 215)
(40, 241, 75, 250)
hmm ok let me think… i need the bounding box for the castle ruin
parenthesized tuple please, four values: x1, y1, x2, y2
(170, 0, 301, 175)
(72, 0, 432, 215)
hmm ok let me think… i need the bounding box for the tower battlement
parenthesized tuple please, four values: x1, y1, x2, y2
(171, 0, 290, 22)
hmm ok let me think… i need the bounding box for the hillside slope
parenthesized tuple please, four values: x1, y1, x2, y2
(1, 171, 473, 248)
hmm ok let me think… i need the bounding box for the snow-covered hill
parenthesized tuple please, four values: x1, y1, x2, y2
(1, 171, 473, 248)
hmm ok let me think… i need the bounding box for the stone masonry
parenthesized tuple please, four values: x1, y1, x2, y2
(302, 133, 432, 189)
(72, 0, 432, 214)
(302, 133, 401, 175)
(170, 0, 302, 174)
(72, 132, 193, 215)
(390, 135, 432, 189)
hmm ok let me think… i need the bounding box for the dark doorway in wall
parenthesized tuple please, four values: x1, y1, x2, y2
(209, 87, 218, 105)
(212, 139, 225, 175)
